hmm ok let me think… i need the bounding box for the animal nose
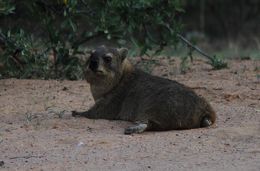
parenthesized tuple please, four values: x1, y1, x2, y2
(89, 59, 98, 71)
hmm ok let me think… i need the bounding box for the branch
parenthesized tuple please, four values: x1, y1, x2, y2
(177, 34, 214, 61)
(35, 47, 51, 59)
(11, 49, 24, 69)
(0, 32, 25, 68)
(72, 31, 104, 49)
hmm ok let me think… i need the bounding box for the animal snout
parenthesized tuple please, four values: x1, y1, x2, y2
(89, 59, 99, 72)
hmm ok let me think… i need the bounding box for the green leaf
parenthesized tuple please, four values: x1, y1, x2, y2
(69, 19, 77, 32)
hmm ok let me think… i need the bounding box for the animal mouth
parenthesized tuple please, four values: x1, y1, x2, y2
(95, 70, 104, 76)
(87, 67, 104, 75)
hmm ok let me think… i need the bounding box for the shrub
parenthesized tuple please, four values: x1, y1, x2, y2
(0, 0, 183, 79)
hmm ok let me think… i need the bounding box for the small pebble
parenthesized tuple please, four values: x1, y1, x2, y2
(0, 161, 4, 167)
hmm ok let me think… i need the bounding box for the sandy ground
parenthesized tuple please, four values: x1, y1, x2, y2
(0, 58, 259, 171)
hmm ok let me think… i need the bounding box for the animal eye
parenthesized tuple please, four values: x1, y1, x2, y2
(103, 55, 112, 63)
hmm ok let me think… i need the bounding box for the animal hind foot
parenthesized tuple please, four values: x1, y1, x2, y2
(124, 122, 148, 135)
(201, 116, 213, 127)
(72, 111, 87, 117)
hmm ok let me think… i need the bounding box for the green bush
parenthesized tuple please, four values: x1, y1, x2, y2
(0, 0, 15, 15)
(0, 0, 183, 79)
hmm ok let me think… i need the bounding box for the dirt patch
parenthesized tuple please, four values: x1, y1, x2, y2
(0, 58, 259, 171)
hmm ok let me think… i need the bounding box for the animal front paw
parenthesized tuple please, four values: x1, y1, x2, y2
(124, 123, 148, 135)
(71, 111, 81, 117)
(71, 110, 96, 118)
(124, 127, 135, 135)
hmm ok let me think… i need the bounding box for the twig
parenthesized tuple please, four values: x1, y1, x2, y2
(9, 155, 43, 160)
(0, 32, 19, 48)
(190, 86, 207, 90)
(177, 34, 213, 61)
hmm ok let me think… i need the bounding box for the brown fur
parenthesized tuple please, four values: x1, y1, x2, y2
(72, 46, 216, 134)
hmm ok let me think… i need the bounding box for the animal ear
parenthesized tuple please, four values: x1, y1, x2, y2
(118, 48, 128, 61)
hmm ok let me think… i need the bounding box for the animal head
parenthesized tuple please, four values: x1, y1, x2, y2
(85, 45, 130, 84)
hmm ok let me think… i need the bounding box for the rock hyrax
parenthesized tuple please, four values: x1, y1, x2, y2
(72, 46, 216, 134)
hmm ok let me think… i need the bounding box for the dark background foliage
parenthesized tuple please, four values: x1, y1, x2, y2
(182, 0, 260, 48)
(0, 0, 259, 79)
